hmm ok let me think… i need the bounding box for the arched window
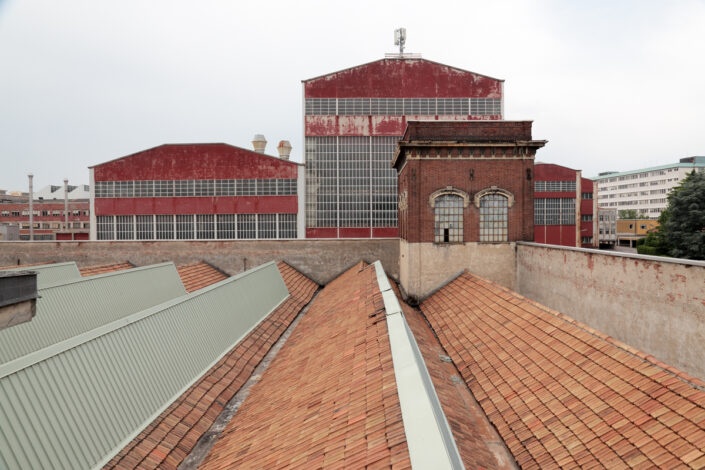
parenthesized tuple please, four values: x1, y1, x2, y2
(434, 194, 464, 243)
(479, 194, 508, 242)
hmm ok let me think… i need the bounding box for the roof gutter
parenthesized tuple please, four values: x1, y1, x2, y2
(373, 261, 465, 470)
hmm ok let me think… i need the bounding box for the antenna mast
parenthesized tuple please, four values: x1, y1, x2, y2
(394, 28, 406, 54)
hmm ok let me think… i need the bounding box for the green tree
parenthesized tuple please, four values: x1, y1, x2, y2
(618, 209, 648, 219)
(661, 171, 705, 260)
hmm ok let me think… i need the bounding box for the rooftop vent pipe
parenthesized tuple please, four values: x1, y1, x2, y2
(277, 141, 292, 160)
(252, 134, 267, 154)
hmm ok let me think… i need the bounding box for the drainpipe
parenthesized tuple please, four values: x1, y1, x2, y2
(28, 174, 34, 241)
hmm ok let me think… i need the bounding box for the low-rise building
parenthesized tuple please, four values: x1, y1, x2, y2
(0, 191, 90, 241)
(616, 218, 659, 247)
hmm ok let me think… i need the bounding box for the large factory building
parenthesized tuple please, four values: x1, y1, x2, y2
(303, 54, 504, 238)
(90, 141, 304, 240)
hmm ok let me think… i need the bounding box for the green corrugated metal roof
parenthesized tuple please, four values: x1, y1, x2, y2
(591, 162, 705, 180)
(0, 262, 187, 364)
(1, 262, 81, 288)
(0, 261, 288, 470)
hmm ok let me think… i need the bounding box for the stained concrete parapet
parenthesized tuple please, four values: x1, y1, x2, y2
(0, 239, 400, 287)
(515, 242, 705, 380)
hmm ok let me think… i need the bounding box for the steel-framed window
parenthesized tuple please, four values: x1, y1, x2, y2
(136, 215, 154, 239)
(194, 180, 214, 197)
(176, 215, 194, 239)
(305, 98, 336, 115)
(305, 136, 338, 228)
(156, 215, 174, 239)
(216, 214, 236, 239)
(236, 179, 256, 196)
(115, 215, 134, 240)
(215, 180, 235, 196)
(434, 195, 464, 243)
(174, 180, 194, 197)
(257, 214, 277, 239)
(134, 181, 154, 198)
(196, 214, 215, 239)
(470, 98, 501, 116)
(372, 136, 398, 227)
(277, 179, 297, 195)
(96, 216, 114, 240)
(479, 194, 508, 242)
(279, 213, 297, 238)
(258, 179, 277, 196)
(237, 214, 256, 239)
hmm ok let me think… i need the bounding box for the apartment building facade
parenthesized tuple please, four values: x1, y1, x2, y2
(303, 55, 504, 238)
(594, 156, 705, 219)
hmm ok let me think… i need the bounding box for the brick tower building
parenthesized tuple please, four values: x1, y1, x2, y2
(393, 120, 546, 299)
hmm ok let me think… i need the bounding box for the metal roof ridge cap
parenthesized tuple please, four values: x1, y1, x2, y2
(0, 261, 279, 379)
(40, 262, 177, 290)
(93, 292, 291, 470)
(372, 261, 465, 470)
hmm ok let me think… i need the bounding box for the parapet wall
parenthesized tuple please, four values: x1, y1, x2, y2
(0, 239, 399, 286)
(516, 242, 705, 380)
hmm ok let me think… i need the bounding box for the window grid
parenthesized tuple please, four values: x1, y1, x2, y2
(236, 179, 256, 196)
(156, 215, 174, 239)
(217, 214, 237, 239)
(534, 181, 577, 192)
(305, 137, 338, 228)
(136, 215, 154, 240)
(196, 214, 215, 239)
(237, 214, 256, 239)
(305, 98, 336, 115)
(534, 198, 576, 225)
(305, 97, 501, 116)
(470, 98, 501, 116)
(176, 215, 194, 240)
(257, 214, 277, 239)
(215, 180, 235, 196)
(115, 215, 134, 240)
(96, 216, 114, 240)
(434, 195, 464, 243)
(479, 195, 508, 242)
(279, 213, 297, 238)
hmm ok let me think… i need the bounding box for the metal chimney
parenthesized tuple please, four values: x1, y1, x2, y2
(63, 178, 69, 230)
(252, 134, 267, 154)
(277, 141, 292, 160)
(28, 174, 33, 241)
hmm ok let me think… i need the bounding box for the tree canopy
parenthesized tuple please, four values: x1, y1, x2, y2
(661, 170, 705, 259)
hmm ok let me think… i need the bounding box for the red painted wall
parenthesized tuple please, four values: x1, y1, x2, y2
(533, 163, 595, 247)
(304, 59, 502, 98)
(94, 144, 299, 181)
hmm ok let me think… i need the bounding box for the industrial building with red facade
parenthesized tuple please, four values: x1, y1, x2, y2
(303, 56, 504, 239)
(90, 141, 304, 241)
(533, 162, 597, 248)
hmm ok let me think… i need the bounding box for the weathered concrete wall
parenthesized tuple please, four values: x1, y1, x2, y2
(516, 242, 705, 380)
(400, 240, 516, 301)
(0, 239, 399, 286)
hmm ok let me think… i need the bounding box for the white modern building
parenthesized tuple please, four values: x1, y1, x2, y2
(594, 156, 705, 219)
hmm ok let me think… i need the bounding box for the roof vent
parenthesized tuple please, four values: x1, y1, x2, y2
(0, 271, 38, 330)
(252, 134, 267, 154)
(277, 140, 292, 160)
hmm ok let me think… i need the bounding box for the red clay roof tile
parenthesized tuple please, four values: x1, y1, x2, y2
(79, 262, 134, 276)
(421, 271, 705, 469)
(104, 261, 317, 470)
(176, 261, 229, 293)
(199, 262, 412, 470)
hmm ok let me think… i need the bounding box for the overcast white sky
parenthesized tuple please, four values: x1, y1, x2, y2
(1, 0, 704, 191)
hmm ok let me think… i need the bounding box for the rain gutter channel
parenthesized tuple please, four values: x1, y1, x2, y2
(373, 260, 465, 470)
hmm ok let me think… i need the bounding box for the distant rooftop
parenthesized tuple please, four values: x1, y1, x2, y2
(593, 157, 705, 180)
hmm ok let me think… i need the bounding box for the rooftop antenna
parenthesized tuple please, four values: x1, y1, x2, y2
(394, 28, 406, 54)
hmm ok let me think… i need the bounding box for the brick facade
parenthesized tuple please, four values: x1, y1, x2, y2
(395, 121, 545, 244)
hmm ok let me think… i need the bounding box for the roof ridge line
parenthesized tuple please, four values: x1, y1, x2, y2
(372, 261, 465, 470)
(42, 262, 176, 290)
(0, 261, 278, 380)
(464, 272, 705, 394)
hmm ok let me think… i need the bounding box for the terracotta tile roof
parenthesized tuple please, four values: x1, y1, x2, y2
(104, 261, 318, 470)
(176, 261, 229, 292)
(392, 281, 512, 469)
(421, 272, 705, 469)
(200, 262, 412, 470)
(79, 262, 134, 277)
